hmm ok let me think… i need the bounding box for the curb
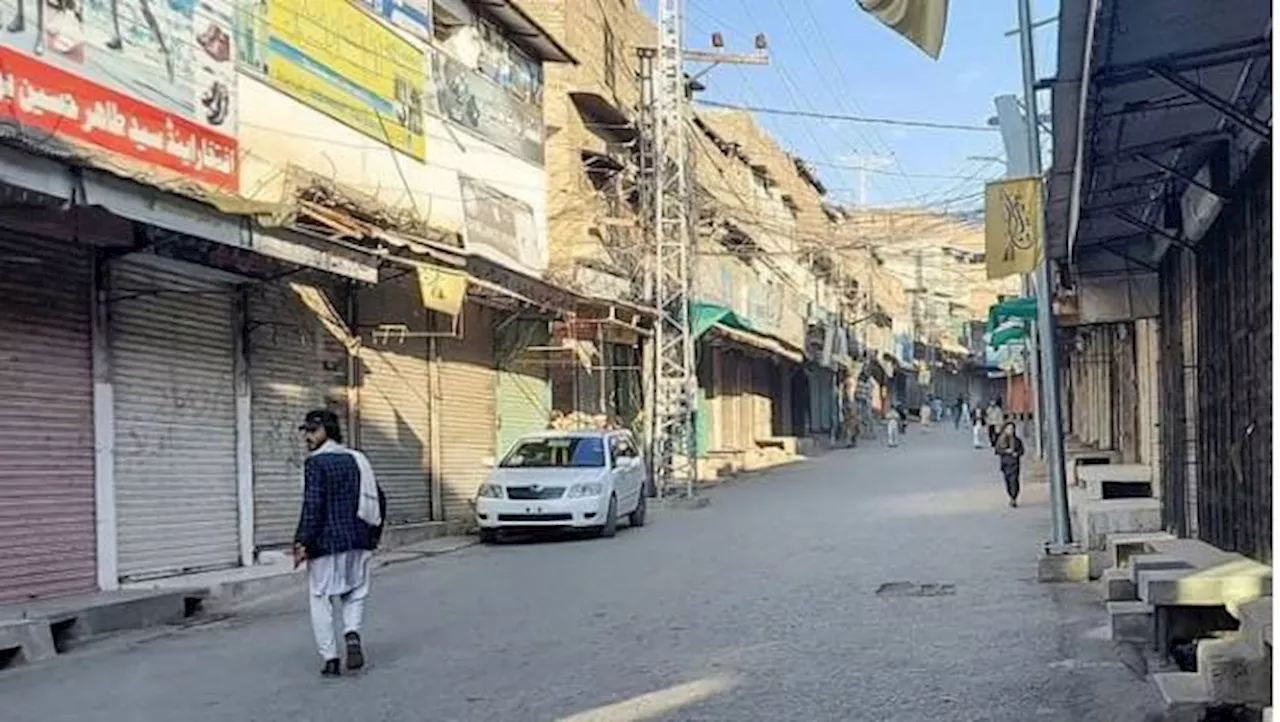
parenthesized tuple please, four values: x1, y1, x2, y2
(176, 538, 481, 616)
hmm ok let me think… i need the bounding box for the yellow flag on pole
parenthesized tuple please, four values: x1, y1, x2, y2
(984, 176, 1044, 280)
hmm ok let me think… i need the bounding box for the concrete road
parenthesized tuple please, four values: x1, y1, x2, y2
(0, 430, 1162, 721)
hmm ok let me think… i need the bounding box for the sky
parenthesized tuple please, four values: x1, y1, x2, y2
(643, 0, 1059, 212)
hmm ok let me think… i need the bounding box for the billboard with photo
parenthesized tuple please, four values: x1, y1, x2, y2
(0, 0, 239, 190)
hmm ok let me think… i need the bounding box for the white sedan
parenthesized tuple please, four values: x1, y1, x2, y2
(475, 430, 649, 542)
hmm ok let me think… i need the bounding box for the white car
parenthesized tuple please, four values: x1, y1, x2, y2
(475, 429, 649, 542)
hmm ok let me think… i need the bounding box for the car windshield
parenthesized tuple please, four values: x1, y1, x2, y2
(500, 436, 606, 468)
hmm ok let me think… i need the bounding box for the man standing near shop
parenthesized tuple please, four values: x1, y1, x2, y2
(295, 409, 387, 677)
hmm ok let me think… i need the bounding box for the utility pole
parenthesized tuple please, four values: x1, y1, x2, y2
(845, 153, 894, 206)
(1015, 0, 1073, 549)
(650, 0, 696, 499)
(640, 8, 769, 500)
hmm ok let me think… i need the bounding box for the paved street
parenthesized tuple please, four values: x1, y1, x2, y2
(0, 430, 1161, 722)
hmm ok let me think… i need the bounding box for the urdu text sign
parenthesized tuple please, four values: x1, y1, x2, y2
(255, 0, 426, 159)
(0, 0, 238, 190)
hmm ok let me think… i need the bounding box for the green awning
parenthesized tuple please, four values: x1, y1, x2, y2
(987, 297, 1037, 334)
(691, 301, 754, 340)
(989, 323, 1027, 350)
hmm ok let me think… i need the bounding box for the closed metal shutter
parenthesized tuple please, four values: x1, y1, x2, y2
(753, 359, 774, 439)
(111, 257, 239, 580)
(496, 362, 550, 457)
(495, 321, 551, 456)
(248, 281, 350, 549)
(356, 276, 432, 525)
(438, 304, 496, 521)
(0, 235, 97, 603)
(732, 352, 751, 449)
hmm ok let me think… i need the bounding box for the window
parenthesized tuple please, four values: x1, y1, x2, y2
(501, 437, 606, 468)
(610, 434, 638, 467)
(603, 21, 617, 93)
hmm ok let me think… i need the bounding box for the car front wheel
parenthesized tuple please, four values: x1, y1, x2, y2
(629, 491, 647, 528)
(595, 495, 618, 539)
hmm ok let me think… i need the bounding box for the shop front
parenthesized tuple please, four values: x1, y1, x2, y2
(0, 223, 101, 602)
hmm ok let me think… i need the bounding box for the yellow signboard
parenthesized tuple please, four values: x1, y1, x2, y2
(253, 0, 426, 159)
(416, 264, 468, 316)
(984, 176, 1044, 280)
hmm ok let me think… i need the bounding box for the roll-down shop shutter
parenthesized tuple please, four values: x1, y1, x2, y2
(110, 257, 239, 580)
(248, 281, 350, 549)
(732, 352, 753, 449)
(496, 320, 551, 457)
(753, 358, 775, 440)
(438, 304, 497, 521)
(0, 235, 97, 603)
(356, 275, 433, 525)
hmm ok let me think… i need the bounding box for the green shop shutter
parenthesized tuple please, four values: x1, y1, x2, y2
(497, 362, 551, 457)
(495, 320, 551, 456)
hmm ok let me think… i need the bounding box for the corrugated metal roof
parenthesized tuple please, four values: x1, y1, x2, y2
(1048, 0, 1271, 277)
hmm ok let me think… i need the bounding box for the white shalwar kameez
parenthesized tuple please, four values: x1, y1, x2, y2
(308, 549, 374, 661)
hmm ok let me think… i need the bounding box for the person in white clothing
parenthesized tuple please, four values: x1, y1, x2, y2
(886, 407, 901, 447)
(295, 409, 386, 677)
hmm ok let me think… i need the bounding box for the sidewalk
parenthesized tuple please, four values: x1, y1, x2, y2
(124, 535, 477, 611)
(0, 536, 476, 671)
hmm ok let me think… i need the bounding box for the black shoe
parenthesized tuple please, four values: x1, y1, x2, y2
(344, 632, 365, 670)
(1009, 499, 1018, 508)
(322, 658, 341, 677)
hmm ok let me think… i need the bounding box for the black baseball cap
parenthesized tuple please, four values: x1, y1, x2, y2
(299, 409, 339, 432)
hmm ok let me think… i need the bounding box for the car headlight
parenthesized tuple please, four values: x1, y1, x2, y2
(566, 482, 604, 498)
(476, 484, 504, 499)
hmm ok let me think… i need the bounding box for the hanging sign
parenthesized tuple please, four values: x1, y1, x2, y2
(416, 263, 468, 316)
(985, 176, 1044, 280)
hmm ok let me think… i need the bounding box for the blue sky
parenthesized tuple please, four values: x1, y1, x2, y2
(644, 0, 1059, 210)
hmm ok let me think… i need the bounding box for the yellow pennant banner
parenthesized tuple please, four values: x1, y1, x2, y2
(416, 264, 468, 316)
(985, 176, 1044, 280)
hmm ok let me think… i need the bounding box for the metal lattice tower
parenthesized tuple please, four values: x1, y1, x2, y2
(651, 0, 697, 497)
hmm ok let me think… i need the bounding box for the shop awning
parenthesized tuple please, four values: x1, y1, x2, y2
(987, 297, 1037, 333)
(691, 301, 754, 340)
(988, 322, 1028, 350)
(467, 0, 578, 64)
(708, 323, 804, 364)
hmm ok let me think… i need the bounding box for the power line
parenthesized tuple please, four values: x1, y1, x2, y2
(694, 100, 1000, 133)
(806, 159, 1003, 181)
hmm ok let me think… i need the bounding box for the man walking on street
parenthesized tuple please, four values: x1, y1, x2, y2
(295, 409, 387, 677)
(994, 421, 1026, 507)
(984, 398, 1004, 448)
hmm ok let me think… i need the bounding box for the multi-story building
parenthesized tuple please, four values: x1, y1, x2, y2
(688, 109, 853, 473)
(0, 0, 578, 601)
(519, 0, 655, 433)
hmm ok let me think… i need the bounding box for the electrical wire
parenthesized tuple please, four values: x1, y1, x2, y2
(695, 100, 1001, 133)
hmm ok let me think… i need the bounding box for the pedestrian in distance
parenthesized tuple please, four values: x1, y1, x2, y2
(984, 398, 1004, 448)
(970, 406, 984, 449)
(994, 421, 1025, 507)
(885, 406, 901, 447)
(953, 396, 965, 430)
(294, 409, 387, 677)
